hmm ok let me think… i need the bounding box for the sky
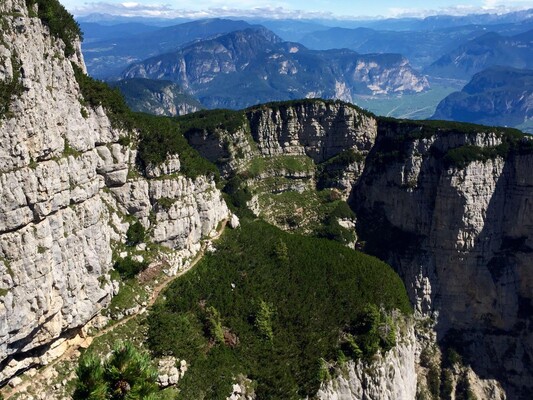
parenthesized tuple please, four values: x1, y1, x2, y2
(63, 0, 533, 19)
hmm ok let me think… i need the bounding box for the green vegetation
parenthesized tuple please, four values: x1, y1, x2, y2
(72, 64, 132, 130)
(72, 65, 219, 179)
(126, 222, 145, 246)
(444, 136, 533, 168)
(114, 256, 147, 280)
(176, 109, 246, 136)
(317, 149, 365, 189)
(135, 113, 219, 180)
(147, 219, 411, 398)
(0, 55, 24, 120)
(444, 144, 510, 168)
(243, 155, 314, 179)
(26, 0, 82, 57)
(371, 116, 531, 171)
(73, 341, 158, 400)
(254, 300, 275, 341)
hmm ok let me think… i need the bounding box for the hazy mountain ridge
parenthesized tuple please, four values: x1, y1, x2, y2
(121, 26, 429, 109)
(299, 21, 533, 69)
(425, 29, 533, 80)
(432, 66, 533, 132)
(82, 18, 254, 78)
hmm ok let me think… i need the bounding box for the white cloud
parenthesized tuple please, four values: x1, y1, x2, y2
(70, 1, 533, 20)
(71, 2, 337, 19)
(387, 2, 533, 18)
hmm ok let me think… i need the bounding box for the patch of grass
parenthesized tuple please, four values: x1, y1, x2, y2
(63, 139, 82, 158)
(106, 278, 148, 318)
(244, 155, 314, 178)
(147, 219, 411, 398)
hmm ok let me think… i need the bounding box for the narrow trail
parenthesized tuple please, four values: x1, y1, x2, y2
(4, 219, 228, 399)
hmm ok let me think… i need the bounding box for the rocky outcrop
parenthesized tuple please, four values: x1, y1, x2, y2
(317, 324, 417, 400)
(352, 121, 533, 399)
(110, 78, 203, 117)
(184, 100, 378, 196)
(246, 101, 377, 163)
(0, 0, 228, 382)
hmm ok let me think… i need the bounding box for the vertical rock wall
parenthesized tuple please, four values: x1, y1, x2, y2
(0, 0, 229, 382)
(353, 123, 533, 398)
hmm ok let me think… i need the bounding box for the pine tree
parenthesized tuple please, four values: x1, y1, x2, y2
(73, 341, 158, 400)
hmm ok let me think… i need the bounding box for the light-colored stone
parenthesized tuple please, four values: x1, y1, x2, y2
(0, 0, 229, 383)
(317, 324, 417, 400)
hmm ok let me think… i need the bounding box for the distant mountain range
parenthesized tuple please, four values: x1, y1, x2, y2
(109, 78, 203, 116)
(121, 26, 429, 109)
(77, 8, 533, 33)
(78, 10, 533, 126)
(431, 66, 533, 132)
(299, 22, 533, 69)
(425, 29, 533, 80)
(82, 18, 253, 78)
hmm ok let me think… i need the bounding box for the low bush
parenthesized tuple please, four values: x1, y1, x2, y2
(114, 256, 147, 280)
(73, 341, 158, 400)
(0, 55, 24, 120)
(126, 222, 145, 246)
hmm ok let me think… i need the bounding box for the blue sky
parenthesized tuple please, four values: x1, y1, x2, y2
(64, 0, 533, 19)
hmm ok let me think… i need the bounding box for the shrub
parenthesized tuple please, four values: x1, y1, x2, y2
(147, 306, 207, 360)
(254, 300, 274, 341)
(73, 342, 158, 400)
(0, 55, 24, 120)
(126, 222, 145, 246)
(114, 256, 147, 279)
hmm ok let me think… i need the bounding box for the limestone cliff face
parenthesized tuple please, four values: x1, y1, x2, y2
(352, 121, 533, 399)
(317, 324, 417, 400)
(185, 101, 377, 197)
(0, 0, 228, 382)
(246, 101, 376, 163)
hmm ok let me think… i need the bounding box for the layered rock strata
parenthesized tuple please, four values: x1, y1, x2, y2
(0, 0, 228, 382)
(352, 122, 533, 399)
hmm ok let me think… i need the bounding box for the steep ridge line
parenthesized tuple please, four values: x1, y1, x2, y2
(3, 218, 229, 399)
